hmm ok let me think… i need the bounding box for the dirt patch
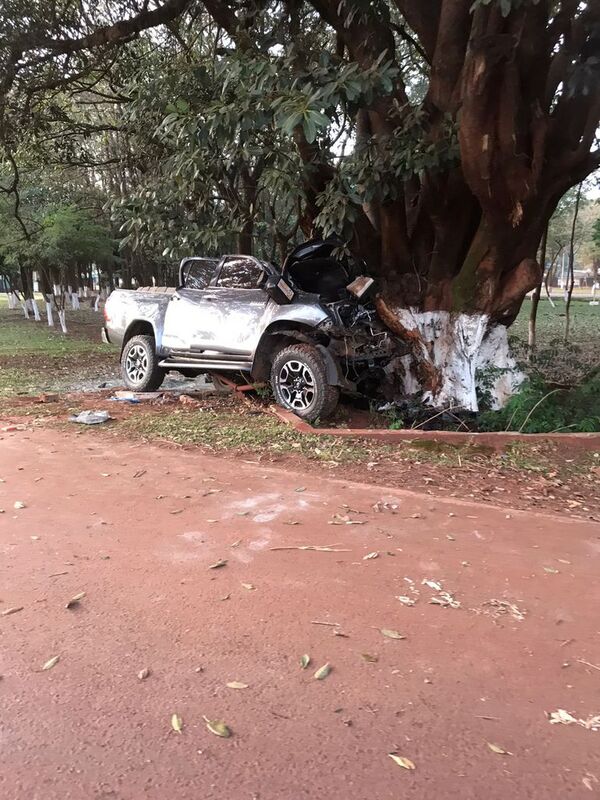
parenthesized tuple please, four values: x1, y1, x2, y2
(2, 390, 599, 520)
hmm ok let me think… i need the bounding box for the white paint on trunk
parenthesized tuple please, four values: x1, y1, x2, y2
(21, 300, 30, 319)
(84, 287, 89, 298)
(31, 298, 41, 321)
(58, 309, 67, 334)
(392, 308, 524, 412)
(94, 295, 100, 312)
(45, 301, 54, 327)
(71, 293, 80, 310)
(7, 292, 16, 309)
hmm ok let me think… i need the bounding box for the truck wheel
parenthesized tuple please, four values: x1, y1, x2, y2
(121, 334, 165, 392)
(270, 344, 339, 422)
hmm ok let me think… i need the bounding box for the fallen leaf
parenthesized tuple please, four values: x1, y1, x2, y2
(380, 629, 406, 640)
(333, 630, 349, 638)
(171, 713, 183, 733)
(226, 681, 248, 689)
(203, 717, 231, 738)
(543, 567, 559, 574)
(13, 501, 26, 509)
(138, 668, 150, 680)
(31, 535, 40, 541)
(314, 663, 331, 680)
(300, 654, 311, 669)
(230, 539, 242, 547)
(208, 559, 227, 570)
(388, 754, 415, 770)
(170, 509, 183, 515)
(220, 593, 231, 601)
(295, 487, 306, 493)
(487, 742, 512, 755)
(396, 596, 416, 606)
(361, 653, 378, 663)
(284, 520, 301, 525)
(42, 655, 60, 671)
(2, 606, 24, 616)
(241, 583, 255, 591)
(430, 591, 461, 609)
(133, 469, 146, 478)
(363, 552, 379, 560)
(65, 591, 86, 609)
(422, 579, 442, 591)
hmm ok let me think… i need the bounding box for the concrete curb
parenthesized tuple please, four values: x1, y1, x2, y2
(269, 407, 600, 451)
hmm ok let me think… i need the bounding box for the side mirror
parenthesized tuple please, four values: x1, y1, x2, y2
(265, 275, 295, 305)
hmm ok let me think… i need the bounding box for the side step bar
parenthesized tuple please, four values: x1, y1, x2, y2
(159, 359, 252, 372)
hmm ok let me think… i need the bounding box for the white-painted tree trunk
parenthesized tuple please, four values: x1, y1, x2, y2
(392, 308, 524, 412)
(21, 300, 30, 319)
(7, 292, 16, 309)
(31, 298, 41, 321)
(45, 297, 54, 326)
(58, 309, 67, 334)
(94, 294, 100, 312)
(71, 293, 80, 310)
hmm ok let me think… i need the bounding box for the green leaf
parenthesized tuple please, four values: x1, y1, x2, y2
(300, 654, 311, 669)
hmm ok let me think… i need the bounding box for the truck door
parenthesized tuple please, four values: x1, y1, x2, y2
(161, 258, 221, 352)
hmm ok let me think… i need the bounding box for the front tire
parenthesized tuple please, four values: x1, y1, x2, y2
(121, 334, 165, 392)
(270, 344, 339, 422)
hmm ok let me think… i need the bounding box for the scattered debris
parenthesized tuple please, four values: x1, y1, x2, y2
(577, 659, 600, 672)
(42, 655, 60, 671)
(480, 599, 526, 621)
(65, 592, 86, 609)
(361, 653, 378, 663)
(422, 579, 442, 591)
(372, 500, 399, 513)
(171, 713, 183, 733)
(203, 716, 232, 738)
(13, 501, 26, 510)
(69, 410, 112, 425)
(333, 630, 349, 638)
(363, 552, 379, 560)
(226, 681, 248, 689)
(311, 620, 340, 627)
(380, 629, 406, 640)
(208, 559, 227, 570)
(388, 754, 416, 770)
(548, 709, 600, 731)
(2, 606, 24, 616)
(329, 514, 365, 526)
(487, 742, 512, 755)
(138, 668, 150, 680)
(396, 596, 416, 607)
(241, 583, 255, 591)
(270, 544, 350, 552)
(430, 591, 461, 609)
(314, 663, 332, 680)
(300, 654, 311, 669)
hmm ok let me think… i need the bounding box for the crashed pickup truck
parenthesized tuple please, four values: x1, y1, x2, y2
(103, 239, 405, 421)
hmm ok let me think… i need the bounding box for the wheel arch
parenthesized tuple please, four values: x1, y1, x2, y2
(251, 322, 331, 382)
(121, 319, 156, 356)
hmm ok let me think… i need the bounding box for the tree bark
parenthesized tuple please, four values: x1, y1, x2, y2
(528, 223, 548, 354)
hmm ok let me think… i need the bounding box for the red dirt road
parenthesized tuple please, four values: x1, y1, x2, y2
(1, 427, 599, 800)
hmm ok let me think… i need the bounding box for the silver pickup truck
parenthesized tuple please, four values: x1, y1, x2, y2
(103, 240, 403, 420)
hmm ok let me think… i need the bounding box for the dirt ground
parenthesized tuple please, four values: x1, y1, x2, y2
(1, 426, 599, 800)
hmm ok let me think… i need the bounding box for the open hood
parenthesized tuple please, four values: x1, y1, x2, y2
(282, 238, 350, 301)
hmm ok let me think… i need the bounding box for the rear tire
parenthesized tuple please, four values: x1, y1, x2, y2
(121, 334, 165, 392)
(270, 344, 339, 422)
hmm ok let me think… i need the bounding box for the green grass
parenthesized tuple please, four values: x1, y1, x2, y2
(0, 315, 105, 357)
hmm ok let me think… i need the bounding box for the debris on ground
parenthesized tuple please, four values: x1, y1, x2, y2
(388, 754, 416, 770)
(548, 709, 600, 731)
(430, 591, 461, 609)
(69, 410, 112, 425)
(203, 717, 232, 737)
(111, 390, 163, 403)
(479, 599, 527, 621)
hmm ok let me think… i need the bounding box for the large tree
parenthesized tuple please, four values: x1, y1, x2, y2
(1, 0, 599, 409)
